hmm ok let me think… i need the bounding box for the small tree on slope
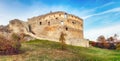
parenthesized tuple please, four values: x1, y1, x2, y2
(59, 32, 67, 50)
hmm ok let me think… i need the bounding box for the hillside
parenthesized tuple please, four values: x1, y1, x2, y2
(0, 39, 120, 61)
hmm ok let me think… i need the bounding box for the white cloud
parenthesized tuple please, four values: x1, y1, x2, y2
(98, 2, 115, 8)
(81, 2, 115, 19)
(84, 24, 120, 41)
(0, 1, 68, 25)
(82, 2, 120, 41)
(83, 7, 120, 19)
(0, 1, 87, 25)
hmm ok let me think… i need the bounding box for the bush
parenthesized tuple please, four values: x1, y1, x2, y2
(89, 41, 96, 47)
(59, 32, 67, 50)
(108, 43, 116, 49)
(103, 43, 110, 49)
(116, 43, 120, 50)
(0, 33, 21, 55)
(96, 43, 104, 48)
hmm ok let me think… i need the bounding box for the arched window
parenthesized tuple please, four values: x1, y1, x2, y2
(40, 22, 42, 25)
(72, 21, 75, 24)
(64, 13, 67, 18)
(66, 27, 68, 31)
(61, 21, 64, 25)
(48, 21, 50, 26)
(56, 17, 58, 20)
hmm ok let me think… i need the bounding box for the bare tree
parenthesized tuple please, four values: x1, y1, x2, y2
(59, 32, 67, 50)
(107, 37, 114, 41)
(97, 35, 106, 43)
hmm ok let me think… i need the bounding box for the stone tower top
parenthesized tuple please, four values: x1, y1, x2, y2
(28, 11, 83, 22)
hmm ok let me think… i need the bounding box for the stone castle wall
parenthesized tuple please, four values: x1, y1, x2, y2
(8, 11, 89, 47)
(28, 11, 83, 41)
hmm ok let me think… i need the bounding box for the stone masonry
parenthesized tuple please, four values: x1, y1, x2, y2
(8, 11, 89, 47)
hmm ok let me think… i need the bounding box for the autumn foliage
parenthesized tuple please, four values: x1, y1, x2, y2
(0, 33, 21, 55)
(59, 32, 67, 50)
(90, 35, 117, 49)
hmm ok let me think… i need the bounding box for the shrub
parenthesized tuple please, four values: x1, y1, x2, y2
(0, 33, 21, 55)
(103, 43, 110, 49)
(116, 43, 120, 50)
(108, 43, 116, 49)
(97, 35, 106, 43)
(89, 41, 96, 47)
(59, 32, 67, 50)
(96, 43, 104, 48)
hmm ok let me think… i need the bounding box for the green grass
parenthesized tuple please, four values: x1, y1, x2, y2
(0, 39, 120, 61)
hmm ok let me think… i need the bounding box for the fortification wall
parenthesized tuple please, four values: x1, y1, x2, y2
(27, 11, 83, 41)
(8, 11, 88, 47)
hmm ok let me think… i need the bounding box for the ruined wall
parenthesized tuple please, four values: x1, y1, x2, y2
(8, 11, 89, 47)
(9, 19, 28, 33)
(28, 11, 83, 42)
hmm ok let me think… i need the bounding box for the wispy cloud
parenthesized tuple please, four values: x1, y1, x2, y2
(0, 1, 88, 25)
(83, 7, 120, 19)
(0, 1, 70, 25)
(82, 2, 120, 40)
(98, 2, 115, 8)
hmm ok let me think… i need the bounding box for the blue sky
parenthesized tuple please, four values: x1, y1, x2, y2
(0, 0, 120, 41)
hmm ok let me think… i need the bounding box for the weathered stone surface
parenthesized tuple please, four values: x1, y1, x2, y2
(9, 19, 28, 33)
(1, 11, 89, 47)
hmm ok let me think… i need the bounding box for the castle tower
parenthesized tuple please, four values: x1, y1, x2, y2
(8, 11, 89, 47)
(28, 11, 83, 41)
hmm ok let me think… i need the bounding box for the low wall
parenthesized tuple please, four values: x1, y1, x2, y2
(66, 39, 89, 47)
(28, 33, 89, 47)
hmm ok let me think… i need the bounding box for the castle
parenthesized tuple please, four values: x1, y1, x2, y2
(8, 11, 89, 47)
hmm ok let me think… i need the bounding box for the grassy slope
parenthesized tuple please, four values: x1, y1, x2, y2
(0, 39, 120, 61)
